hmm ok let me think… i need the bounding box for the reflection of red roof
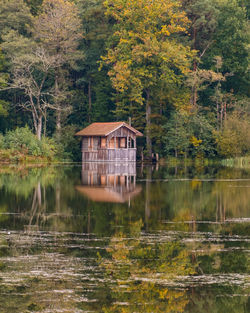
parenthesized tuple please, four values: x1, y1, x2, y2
(75, 186, 142, 203)
(75, 122, 143, 137)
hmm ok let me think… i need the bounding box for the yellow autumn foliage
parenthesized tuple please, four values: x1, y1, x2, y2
(102, 0, 195, 105)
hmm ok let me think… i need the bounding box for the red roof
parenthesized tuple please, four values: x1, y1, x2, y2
(75, 122, 143, 137)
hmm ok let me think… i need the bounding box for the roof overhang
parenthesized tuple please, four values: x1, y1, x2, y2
(75, 122, 143, 137)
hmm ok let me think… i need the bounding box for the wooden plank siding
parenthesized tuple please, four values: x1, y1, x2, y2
(81, 162, 136, 176)
(82, 148, 136, 162)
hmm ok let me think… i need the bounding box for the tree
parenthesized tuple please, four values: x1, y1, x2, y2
(0, 0, 33, 131)
(1, 31, 57, 140)
(24, 0, 43, 16)
(0, 0, 82, 140)
(102, 0, 194, 159)
(164, 111, 190, 158)
(215, 107, 250, 157)
(76, 0, 114, 123)
(203, 0, 249, 97)
(164, 110, 216, 158)
(33, 0, 82, 134)
(0, 0, 32, 37)
(0, 49, 8, 118)
(182, 0, 219, 106)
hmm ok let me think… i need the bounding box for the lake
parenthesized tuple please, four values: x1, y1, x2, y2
(0, 163, 249, 312)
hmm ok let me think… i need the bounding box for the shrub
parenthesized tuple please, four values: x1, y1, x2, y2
(4, 126, 57, 158)
(40, 137, 57, 159)
(4, 127, 41, 155)
(215, 112, 250, 158)
(53, 125, 81, 161)
(0, 133, 4, 149)
(164, 111, 217, 158)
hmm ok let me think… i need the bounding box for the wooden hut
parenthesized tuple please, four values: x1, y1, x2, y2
(75, 122, 143, 162)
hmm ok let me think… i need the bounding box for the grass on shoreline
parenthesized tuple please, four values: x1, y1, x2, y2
(1, 148, 250, 170)
(0, 149, 53, 164)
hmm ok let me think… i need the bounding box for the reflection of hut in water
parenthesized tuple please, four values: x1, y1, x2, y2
(75, 122, 143, 162)
(75, 162, 141, 203)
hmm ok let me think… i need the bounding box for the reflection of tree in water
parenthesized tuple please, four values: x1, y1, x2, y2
(100, 220, 197, 313)
(186, 285, 250, 313)
(0, 165, 249, 312)
(135, 175, 250, 227)
(0, 167, 89, 232)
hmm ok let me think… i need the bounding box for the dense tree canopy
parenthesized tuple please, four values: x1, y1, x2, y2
(0, 0, 249, 160)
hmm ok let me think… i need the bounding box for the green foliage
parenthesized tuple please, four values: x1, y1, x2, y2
(3, 126, 56, 158)
(0, 0, 32, 37)
(203, 0, 249, 95)
(0, 100, 8, 116)
(215, 111, 250, 157)
(188, 113, 217, 157)
(164, 112, 190, 157)
(53, 125, 81, 161)
(40, 137, 57, 158)
(24, 0, 43, 16)
(164, 111, 217, 158)
(0, 133, 4, 149)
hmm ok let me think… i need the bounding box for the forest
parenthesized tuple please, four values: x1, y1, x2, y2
(0, 0, 249, 162)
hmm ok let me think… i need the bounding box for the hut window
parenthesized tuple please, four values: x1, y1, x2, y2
(120, 137, 126, 148)
(128, 137, 131, 148)
(101, 137, 106, 148)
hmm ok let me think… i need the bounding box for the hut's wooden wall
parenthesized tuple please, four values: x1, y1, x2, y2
(82, 148, 136, 162)
(82, 162, 136, 176)
(82, 137, 88, 150)
(82, 137, 99, 151)
(107, 126, 135, 140)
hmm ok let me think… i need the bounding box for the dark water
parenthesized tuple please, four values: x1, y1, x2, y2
(0, 163, 249, 313)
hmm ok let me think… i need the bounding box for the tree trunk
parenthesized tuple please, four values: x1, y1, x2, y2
(37, 115, 42, 140)
(224, 102, 227, 122)
(191, 27, 198, 106)
(55, 72, 61, 136)
(220, 102, 223, 130)
(32, 111, 38, 134)
(191, 61, 198, 106)
(56, 110, 61, 135)
(43, 108, 47, 137)
(145, 90, 152, 160)
(216, 99, 219, 130)
(88, 80, 92, 123)
(175, 121, 178, 158)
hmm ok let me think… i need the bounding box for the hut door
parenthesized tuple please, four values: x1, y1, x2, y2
(108, 137, 119, 148)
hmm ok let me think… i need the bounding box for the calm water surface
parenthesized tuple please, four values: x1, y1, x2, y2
(0, 163, 249, 312)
